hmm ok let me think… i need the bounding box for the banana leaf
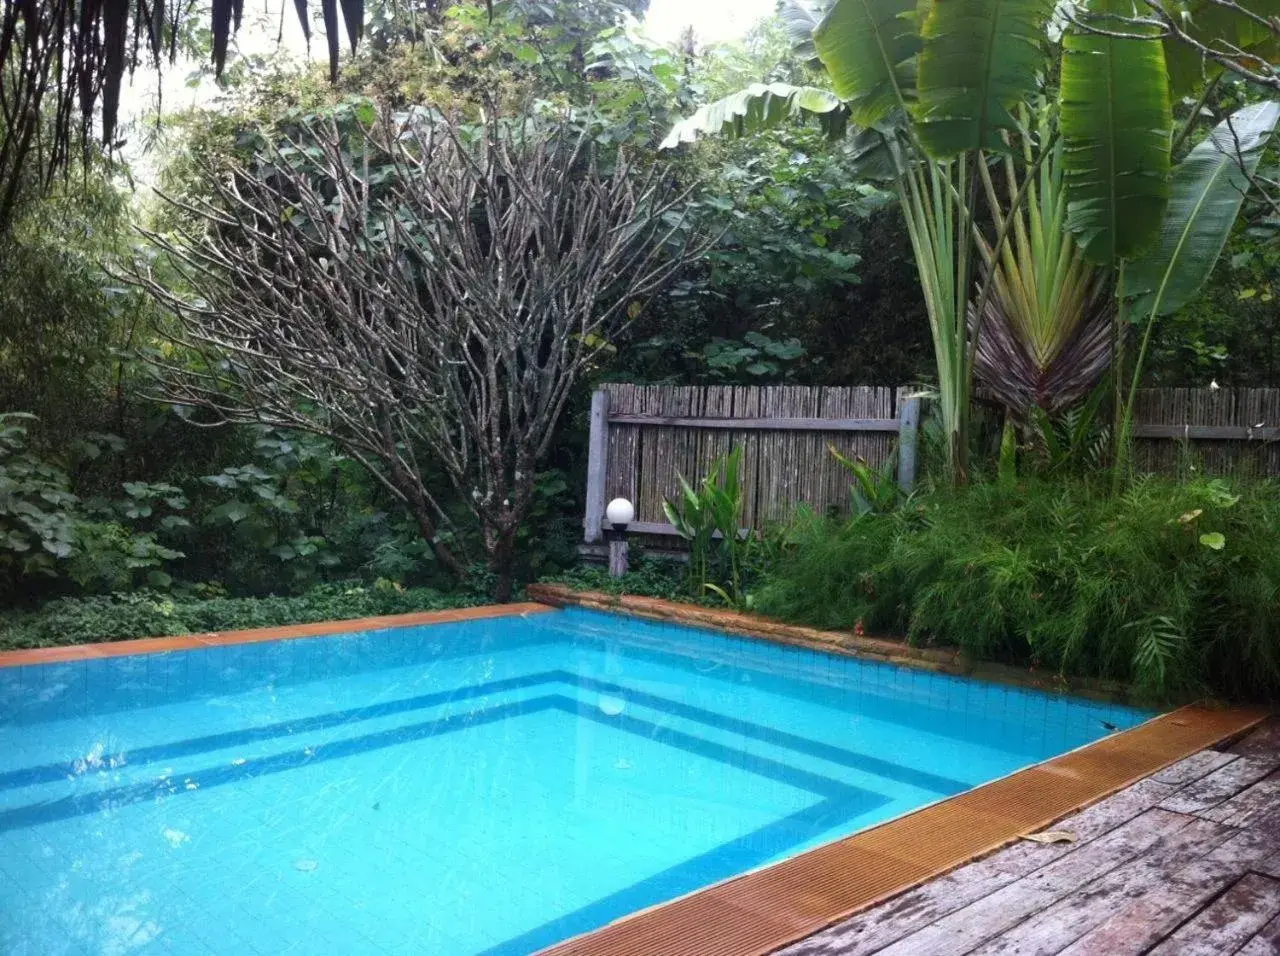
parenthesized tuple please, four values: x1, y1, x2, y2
(659, 83, 846, 149)
(915, 0, 1054, 157)
(813, 0, 921, 126)
(1059, 0, 1172, 264)
(1126, 101, 1280, 318)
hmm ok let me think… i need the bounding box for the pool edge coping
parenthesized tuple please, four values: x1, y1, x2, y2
(537, 700, 1270, 956)
(526, 583, 1137, 705)
(0, 602, 551, 667)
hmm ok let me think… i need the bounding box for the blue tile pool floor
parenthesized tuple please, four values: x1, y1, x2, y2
(0, 608, 1151, 955)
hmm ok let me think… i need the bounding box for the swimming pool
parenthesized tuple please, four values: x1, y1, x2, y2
(0, 606, 1150, 955)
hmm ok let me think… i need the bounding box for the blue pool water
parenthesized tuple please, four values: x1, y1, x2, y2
(0, 607, 1150, 955)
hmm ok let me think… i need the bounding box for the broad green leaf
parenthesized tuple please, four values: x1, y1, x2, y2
(1200, 531, 1226, 550)
(780, 0, 833, 65)
(813, 0, 921, 126)
(1127, 101, 1280, 317)
(660, 84, 845, 149)
(1059, 0, 1172, 263)
(915, 0, 1054, 157)
(1163, 0, 1280, 95)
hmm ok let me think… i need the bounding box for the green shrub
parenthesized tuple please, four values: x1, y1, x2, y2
(754, 477, 1280, 701)
(0, 582, 484, 650)
(545, 554, 689, 601)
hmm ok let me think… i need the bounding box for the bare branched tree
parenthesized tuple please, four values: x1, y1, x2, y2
(129, 110, 712, 598)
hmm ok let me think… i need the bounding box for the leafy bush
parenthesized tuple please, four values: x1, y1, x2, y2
(544, 554, 689, 601)
(0, 582, 483, 650)
(754, 477, 1280, 701)
(0, 413, 185, 593)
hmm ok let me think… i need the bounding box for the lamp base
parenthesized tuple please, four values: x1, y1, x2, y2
(605, 526, 629, 578)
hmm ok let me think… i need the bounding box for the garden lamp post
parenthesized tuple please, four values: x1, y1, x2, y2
(605, 497, 634, 578)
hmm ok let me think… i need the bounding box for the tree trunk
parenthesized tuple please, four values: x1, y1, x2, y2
(486, 522, 518, 603)
(408, 502, 464, 577)
(396, 478, 464, 577)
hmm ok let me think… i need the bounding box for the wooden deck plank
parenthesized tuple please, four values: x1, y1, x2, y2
(995, 823, 1280, 956)
(542, 706, 1265, 956)
(962, 817, 1234, 956)
(1147, 872, 1280, 955)
(1235, 911, 1280, 956)
(1230, 719, 1280, 758)
(1158, 756, 1279, 816)
(1151, 750, 1237, 787)
(1201, 770, 1280, 828)
(868, 810, 1197, 956)
(778, 777, 1180, 956)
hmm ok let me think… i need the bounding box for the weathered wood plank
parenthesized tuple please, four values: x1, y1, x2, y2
(583, 390, 610, 544)
(1231, 719, 1280, 758)
(870, 809, 1195, 956)
(1235, 910, 1280, 956)
(780, 777, 1179, 956)
(1129, 424, 1280, 441)
(605, 414, 902, 432)
(1017, 818, 1280, 956)
(965, 817, 1234, 956)
(1148, 872, 1280, 956)
(1202, 770, 1280, 828)
(1159, 756, 1279, 816)
(897, 390, 921, 492)
(1151, 750, 1237, 787)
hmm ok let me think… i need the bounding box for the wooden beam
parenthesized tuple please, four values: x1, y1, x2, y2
(1132, 424, 1280, 441)
(605, 414, 901, 432)
(897, 393, 921, 492)
(598, 519, 749, 539)
(582, 390, 609, 544)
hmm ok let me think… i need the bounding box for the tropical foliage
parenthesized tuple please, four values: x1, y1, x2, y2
(755, 477, 1280, 700)
(3, 0, 1280, 703)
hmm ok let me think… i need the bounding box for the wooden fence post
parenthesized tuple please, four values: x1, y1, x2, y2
(583, 389, 610, 543)
(897, 392, 921, 492)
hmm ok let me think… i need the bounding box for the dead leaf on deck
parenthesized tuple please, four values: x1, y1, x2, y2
(1022, 829, 1076, 844)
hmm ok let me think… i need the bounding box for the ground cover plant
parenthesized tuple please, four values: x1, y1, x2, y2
(0, 582, 484, 651)
(752, 476, 1280, 700)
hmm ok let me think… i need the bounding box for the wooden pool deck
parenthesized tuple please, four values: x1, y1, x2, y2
(542, 704, 1268, 956)
(781, 717, 1280, 956)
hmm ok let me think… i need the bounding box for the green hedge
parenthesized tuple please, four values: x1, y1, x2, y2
(0, 582, 485, 650)
(753, 477, 1280, 701)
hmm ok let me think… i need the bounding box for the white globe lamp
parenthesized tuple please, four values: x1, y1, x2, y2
(605, 497, 635, 528)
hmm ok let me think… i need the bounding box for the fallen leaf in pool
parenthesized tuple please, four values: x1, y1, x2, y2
(294, 859, 318, 872)
(598, 695, 625, 717)
(162, 829, 190, 848)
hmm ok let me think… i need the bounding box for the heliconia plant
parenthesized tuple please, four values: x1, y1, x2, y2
(662, 447, 749, 605)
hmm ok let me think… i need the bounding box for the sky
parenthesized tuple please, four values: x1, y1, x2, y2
(125, 0, 778, 113)
(120, 0, 776, 177)
(643, 0, 776, 45)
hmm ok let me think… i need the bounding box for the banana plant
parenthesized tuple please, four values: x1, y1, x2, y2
(664, 0, 1280, 488)
(665, 0, 1163, 484)
(1112, 101, 1280, 479)
(814, 0, 1056, 482)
